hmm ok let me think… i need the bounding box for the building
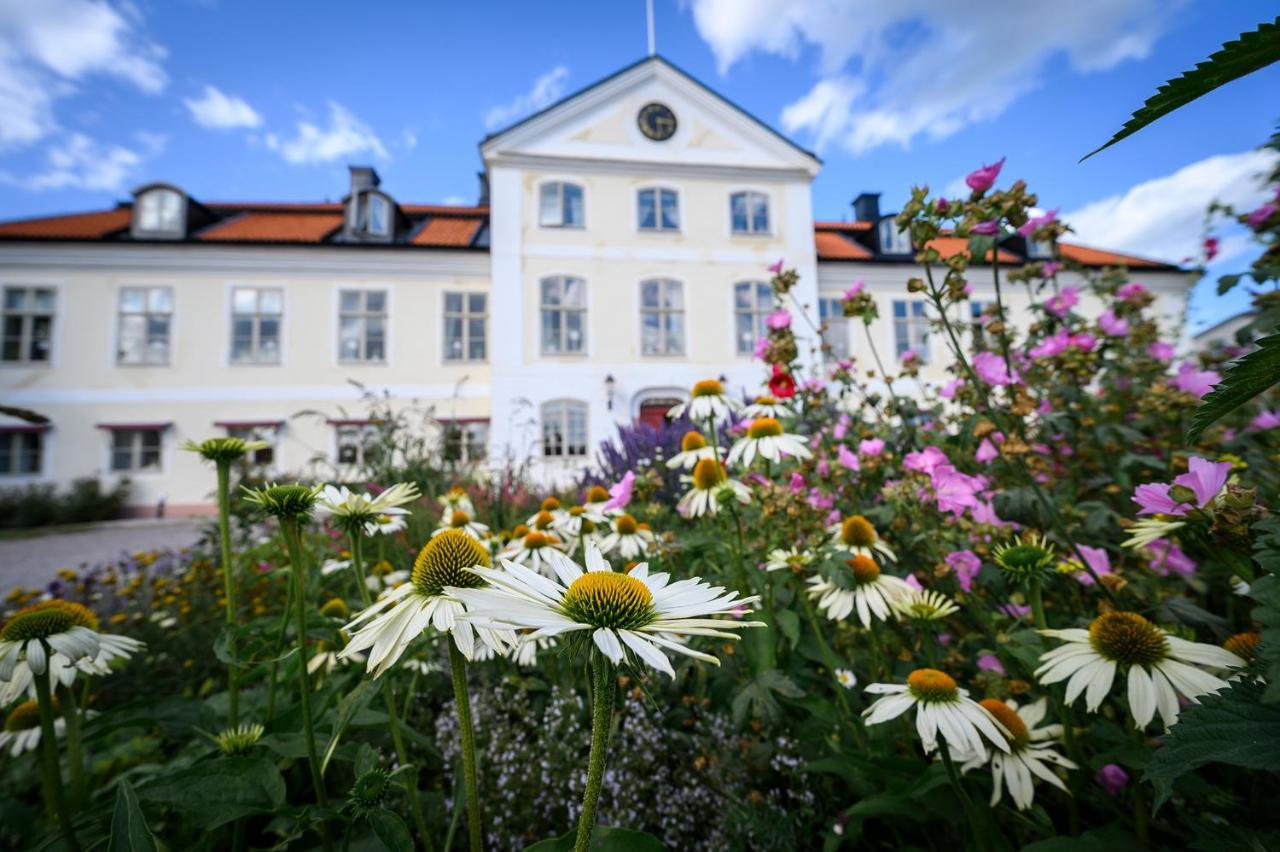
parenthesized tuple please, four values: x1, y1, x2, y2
(0, 57, 1193, 514)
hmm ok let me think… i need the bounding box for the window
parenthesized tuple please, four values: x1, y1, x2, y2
(734, 281, 773, 355)
(0, 430, 42, 476)
(638, 188, 679, 232)
(818, 296, 850, 360)
(1026, 238, 1054, 259)
(542, 400, 588, 458)
(444, 292, 487, 361)
(117, 287, 172, 365)
(879, 218, 912, 254)
(367, 195, 390, 236)
(640, 279, 685, 356)
(224, 424, 276, 470)
(338, 289, 387, 363)
(442, 421, 489, 463)
(2, 286, 54, 364)
(969, 300, 993, 340)
(136, 189, 183, 234)
(230, 287, 283, 364)
(335, 423, 382, 468)
(893, 300, 931, 364)
(730, 191, 769, 234)
(539, 182, 584, 228)
(110, 429, 162, 472)
(540, 276, 587, 355)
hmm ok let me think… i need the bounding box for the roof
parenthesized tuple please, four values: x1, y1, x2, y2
(0, 209, 131, 240)
(1057, 242, 1173, 269)
(814, 230, 873, 260)
(925, 237, 1022, 265)
(199, 212, 343, 244)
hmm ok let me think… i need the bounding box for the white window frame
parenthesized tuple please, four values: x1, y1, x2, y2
(733, 280, 773, 356)
(441, 420, 489, 464)
(443, 291, 487, 362)
(337, 288, 389, 364)
(541, 399, 588, 458)
(893, 300, 931, 365)
(116, 286, 173, 366)
(540, 276, 587, 356)
(229, 286, 284, 365)
(2, 285, 56, 366)
(639, 278, 685, 356)
(334, 423, 381, 468)
(637, 187, 680, 233)
(729, 190, 770, 235)
(109, 429, 164, 473)
(538, 181, 585, 228)
(879, 218, 912, 255)
(136, 189, 184, 235)
(0, 430, 43, 477)
(366, 194, 390, 236)
(818, 295, 850, 361)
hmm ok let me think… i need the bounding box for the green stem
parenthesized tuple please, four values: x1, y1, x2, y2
(265, 548, 295, 727)
(939, 740, 988, 852)
(575, 655, 616, 852)
(1028, 578, 1047, 631)
(55, 684, 85, 807)
(348, 531, 372, 608)
(1132, 730, 1150, 846)
(449, 638, 482, 852)
(216, 460, 240, 727)
(35, 665, 78, 852)
(799, 592, 865, 747)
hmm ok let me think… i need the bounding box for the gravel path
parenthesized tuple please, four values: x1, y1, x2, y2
(0, 517, 209, 593)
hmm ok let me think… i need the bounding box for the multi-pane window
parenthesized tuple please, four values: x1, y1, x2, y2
(1026, 238, 1054, 259)
(893, 300, 931, 364)
(969, 300, 993, 341)
(2, 286, 54, 364)
(734, 281, 773, 355)
(638, 188, 679, 232)
(444, 293, 487, 361)
(117, 287, 172, 365)
(818, 296, 850, 360)
(136, 189, 183, 234)
(367, 195, 390, 236)
(640, 279, 685, 356)
(879, 218, 912, 254)
(538, 182, 584, 228)
(442, 421, 489, 463)
(540, 276, 587, 355)
(542, 400, 588, 458)
(0, 430, 42, 476)
(730, 191, 769, 234)
(224, 425, 276, 470)
(110, 429, 162, 472)
(338, 289, 387, 363)
(335, 424, 381, 467)
(230, 287, 283, 364)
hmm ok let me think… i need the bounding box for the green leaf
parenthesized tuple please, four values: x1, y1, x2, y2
(1217, 274, 1242, 296)
(523, 826, 666, 851)
(1083, 17, 1280, 160)
(1186, 326, 1280, 443)
(1144, 679, 1280, 810)
(367, 808, 415, 852)
(138, 755, 286, 830)
(108, 780, 159, 852)
(774, 608, 800, 649)
(1022, 823, 1143, 851)
(1248, 517, 1280, 701)
(322, 677, 378, 774)
(757, 668, 804, 699)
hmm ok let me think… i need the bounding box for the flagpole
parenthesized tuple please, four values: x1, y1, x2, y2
(646, 0, 655, 56)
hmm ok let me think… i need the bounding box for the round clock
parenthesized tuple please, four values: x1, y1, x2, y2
(637, 102, 677, 141)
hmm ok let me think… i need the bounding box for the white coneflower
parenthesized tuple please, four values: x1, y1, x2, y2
(339, 530, 512, 675)
(665, 431, 722, 470)
(677, 458, 750, 518)
(500, 529, 566, 577)
(432, 509, 490, 541)
(742, 395, 793, 420)
(598, 514, 655, 560)
(764, 547, 815, 574)
(527, 497, 570, 530)
(1036, 611, 1244, 729)
(667, 378, 743, 425)
(438, 485, 476, 519)
(316, 483, 420, 537)
(307, 638, 365, 676)
(365, 514, 407, 537)
(863, 668, 1012, 760)
(213, 722, 266, 756)
(0, 600, 143, 705)
(835, 669, 857, 689)
(0, 698, 65, 757)
(450, 542, 763, 678)
(513, 634, 558, 667)
(321, 558, 351, 576)
(893, 588, 960, 622)
(727, 418, 812, 467)
(580, 485, 618, 524)
(958, 698, 1076, 811)
(806, 555, 913, 627)
(1123, 517, 1186, 550)
(829, 514, 897, 562)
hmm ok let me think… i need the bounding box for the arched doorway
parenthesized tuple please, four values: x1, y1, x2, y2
(632, 388, 686, 429)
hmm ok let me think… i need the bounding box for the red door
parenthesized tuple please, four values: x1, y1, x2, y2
(638, 399, 681, 428)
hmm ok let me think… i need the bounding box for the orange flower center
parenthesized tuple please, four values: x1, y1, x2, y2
(747, 418, 783, 439)
(840, 515, 876, 548)
(681, 431, 707, 452)
(847, 555, 880, 584)
(906, 668, 958, 702)
(692, 379, 724, 397)
(692, 458, 726, 490)
(614, 514, 639, 536)
(979, 699, 1029, 747)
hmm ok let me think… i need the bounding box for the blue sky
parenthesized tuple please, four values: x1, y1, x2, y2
(1, 0, 1277, 331)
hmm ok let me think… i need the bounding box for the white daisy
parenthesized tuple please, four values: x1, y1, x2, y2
(339, 530, 513, 676)
(742, 395, 793, 420)
(763, 548, 815, 574)
(321, 558, 351, 576)
(438, 485, 476, 519)
(432, 509, 490, 541)
(449, 542, 763, 678)
(727, 418, 813, 468)
(667, 379, 743, 425)
(527, 497, 570, 530)
(665, 430, 723, 471)
(579, 485, 619, 524)
(365, 513, 408, 537)
(500, 530, 567, 577)
(316, 482, 420, 537)
(806, 555, 913, 627)
(835, 669, 857, 689)
(958, 698, 1077, 811)
(677, 459, 751, 518)
(0, 600, 142, 705)
(0, 699, 65, 757)
(597, 514, 656, 560)
(893, 588, 960, 622)
(863, 668, 1013, 760)
(828, 514, 897, 562)
(307, 640, 365, 676)
(1035, 611, 1244, 729)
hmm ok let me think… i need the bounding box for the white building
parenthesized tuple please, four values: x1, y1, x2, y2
(0, 57, 1193, 514)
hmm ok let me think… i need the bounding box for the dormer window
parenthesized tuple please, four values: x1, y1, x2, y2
(367, 194, 389, 236)
(1027, 238, 1054, 259)
(347, 189, 396, 241)
(132, 185, 187, 238)
(878, 217, 911, 255)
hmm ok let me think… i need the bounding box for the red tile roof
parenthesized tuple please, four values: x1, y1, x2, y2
(412, 216, 483, 247)
(0, 209, 131, 240)
(1058, 242, 1170, 269)
(925, 237, 1022, 264)
(199, 212, 342, 243)
(815, 230, 873, 260)
(814, 220, 874, 232)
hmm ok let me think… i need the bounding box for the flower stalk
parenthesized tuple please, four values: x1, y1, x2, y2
(216, 459, 241, 727)
(34, 665, 78, 852)
(56, 683, 86, 806)
(449, 638, 483, 852)
(575, 654, 616, 852)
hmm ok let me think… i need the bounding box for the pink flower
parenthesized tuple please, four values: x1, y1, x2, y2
(931, 465, 982, 514)
(975, 437, 1000, 464)
(859, 438, 885, 457)
(843, 280, 865, 299)
(766, 308, 792, 330)
(1043, 287, 1079, 318)
(1116, 282, 1148, 302)
(904, 445, 948, 474)
(972, 219, 1000, 235)
(789, 472, 806, 493)
(939, 378, 964, 399)
(1096, 765, 1129, 797)
(965, 157, 1005, 193)
(999, 602, 1030, 620)
(825, 508, 841, 526)
(807, 489, 834, 510)
(900, 349, 919, 365)
(1132, 483, 1189, 517)
(768, 258, 784, 273)
(1098, 309, 1128, 337)
(971, 500, 1007, 527)
(1029, 330, 1069, 359)
(1068, 332, 1097, 352)
(1249, 410, 1280, 431)
(1247, 201, 1278, 230)
(1147, 341, 1175, 361)
(945, 549, 982, 591)
(603, 471, 634, 510)
(837, 445, 860, 471)
(1042, 261, 1062, 277)
(1172, 362, 1220, 398)
(977, 654, 1005, 675)
(904, 574, 923, 592)
(752, 336, 768, 360)
(1172, 456, 1231, 507)
(1071, 544, 1112, 586)
(1146, 539, 1196, 577)
(816, 459, 830, 477)
(935, 197, 950, 213)
(973, 351, 1018, 386)
(1203, 236, 1219, 261)
(1017, 209, 1057, 237)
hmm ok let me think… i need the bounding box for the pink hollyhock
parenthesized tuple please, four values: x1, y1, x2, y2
(789, 472, 806, 493)
(1132, 482, 1189, 517)
(837, 445, 860, 471)
(1146, 539, 1196, 577)
(931, 465, 982, 514)
(752, 336, 768, 360)
(802, 378, 827, 394)
(768, 258, 784, 273)
(1116, 282, 1148, 302)
(825, 508, 841, 525)
(1203, 236, 1219, 260)
(935, 197, 950, 213)
(603, 471, 634, 510)
(971, 500, 1007, 527)
(945, 549, 982, 591)
(905, 574, 923, 592)
(977, 654, 1005, 675)
(939, 378, 964, 399)
(1071, 544, 1112, 586)
(1017, 209, 1057, 236)
(1096, 765, 1129, 797)
(1043, 287, 1079, 318)
(1172, 362, 1220, 398)
(1250, 410, 1280, 430)
(1147, 340, 1175, 361)
(1247, 201, 1278, 230)
(833, 413, 850, 440)
(1098, 309, 1128, 337)
(1068, 332, 1097, 352)
(1029, 329, 1069, 359)
(973, 351, 1018, 386)
(1042, 261, 1062, 277)
(904, 445, 948, 474)
(965, 157, 1005, 193)
(972, 219, 1000, 235)
(816, 459, 830, 477)
(844, 280, 865, 299)
(1172, 456, 1231, 507)
(900, 349, 919, 365)
(766, 308, 792, 330)
(975, 436, 1000, 464)
(859, 438, 885, 457)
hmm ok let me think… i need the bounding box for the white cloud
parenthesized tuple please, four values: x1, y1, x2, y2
(484, 66, 569, 131)
(0, 0, 167, 148)
(0, 131, 156, 191)
(184, 85, 261, 129)
(441, 194, 466, 206)
(689, 0, 1169, 155)
(265, 102, 388, 165)
(1064, 149, 1278, 263)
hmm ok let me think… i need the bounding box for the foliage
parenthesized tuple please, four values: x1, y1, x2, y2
(0, 476, 130, 530)
(1188, 326, 1280, 442)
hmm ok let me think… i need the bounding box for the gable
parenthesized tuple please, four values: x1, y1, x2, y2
(481, 57, 821, 178)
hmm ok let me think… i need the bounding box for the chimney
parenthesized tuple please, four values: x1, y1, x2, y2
(476, 171, 490, 207)
(348, 165, 381, 194)
(852, 192, 880, 223)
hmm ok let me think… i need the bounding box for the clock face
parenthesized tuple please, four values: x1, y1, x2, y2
(637, 102, 677, 141)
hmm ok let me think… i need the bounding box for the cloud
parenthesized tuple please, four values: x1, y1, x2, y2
(0, 131, 162, 191)
(184, 85, 261, 129)
(689, 0, 1168, 155)
(0, 0, 167, 148)
(1064, 149, 1278, 263)
(484, 66, 569, 131)
(265, 102, 388, 165)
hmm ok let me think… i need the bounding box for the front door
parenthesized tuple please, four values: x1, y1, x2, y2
(637, 398, 681, 429)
